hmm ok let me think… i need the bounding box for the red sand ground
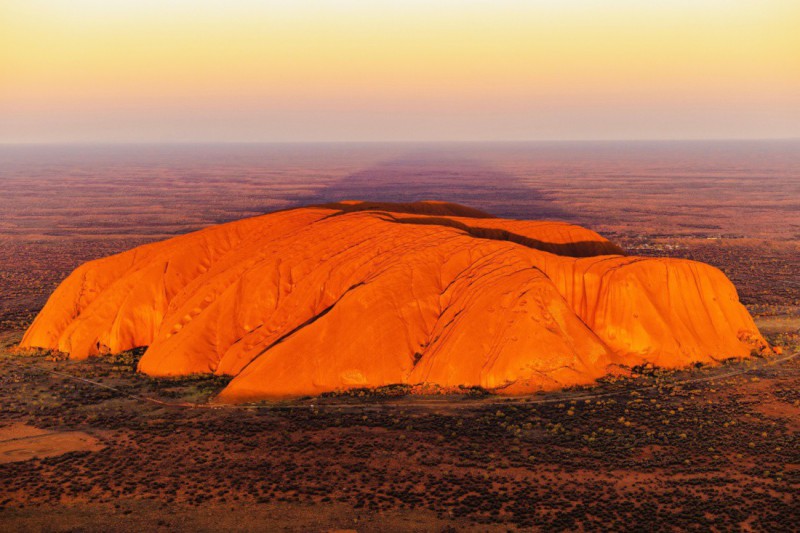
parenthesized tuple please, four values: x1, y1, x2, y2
(0, 143, 797, 531)
(0, 424, 104, 465)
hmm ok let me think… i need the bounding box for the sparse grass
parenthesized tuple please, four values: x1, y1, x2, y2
(1, 337, 798, 531)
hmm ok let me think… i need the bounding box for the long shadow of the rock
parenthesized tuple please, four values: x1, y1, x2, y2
(293, 154, 573, 220)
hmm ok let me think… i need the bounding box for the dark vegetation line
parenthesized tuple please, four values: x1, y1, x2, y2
(3, 350, 797, 412)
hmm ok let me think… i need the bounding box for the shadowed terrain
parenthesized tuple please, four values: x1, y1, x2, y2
(300, 155, 574, 220)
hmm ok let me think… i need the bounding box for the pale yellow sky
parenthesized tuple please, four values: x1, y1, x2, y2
(1, 1, 798, 142)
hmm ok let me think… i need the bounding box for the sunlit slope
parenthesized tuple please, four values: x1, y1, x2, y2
(20, 201, 770, 400)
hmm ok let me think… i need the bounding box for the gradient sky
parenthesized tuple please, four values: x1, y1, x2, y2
(2, 0, 798, 143)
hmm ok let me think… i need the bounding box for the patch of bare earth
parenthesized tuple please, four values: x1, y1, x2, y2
(0, 423, 104, 464)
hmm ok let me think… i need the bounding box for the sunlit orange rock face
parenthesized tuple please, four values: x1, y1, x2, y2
(20, 201, 770, 401)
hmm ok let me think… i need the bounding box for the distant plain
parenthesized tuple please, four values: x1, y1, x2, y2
(1, 141, 798, 531)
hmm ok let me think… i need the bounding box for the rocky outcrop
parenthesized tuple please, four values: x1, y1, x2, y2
(19, 201, 770, 401)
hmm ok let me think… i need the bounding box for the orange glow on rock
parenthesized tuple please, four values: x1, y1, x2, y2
(19, 201, 770, 401)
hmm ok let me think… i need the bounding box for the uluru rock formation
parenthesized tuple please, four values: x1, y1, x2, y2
(19, 201, 770, 401)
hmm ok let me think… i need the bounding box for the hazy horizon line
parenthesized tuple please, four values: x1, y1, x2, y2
(2, 137, 799, 147)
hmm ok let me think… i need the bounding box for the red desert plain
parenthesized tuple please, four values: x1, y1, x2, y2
(1, 142, 799, 531)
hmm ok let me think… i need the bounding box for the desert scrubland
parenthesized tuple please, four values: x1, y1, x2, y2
(1, 142, 798, 531)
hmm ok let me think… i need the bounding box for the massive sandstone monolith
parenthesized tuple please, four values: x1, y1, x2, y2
(19, 201, 770, 401)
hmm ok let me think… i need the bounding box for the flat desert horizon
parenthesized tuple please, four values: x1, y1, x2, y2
(2, 140, 798, 325)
